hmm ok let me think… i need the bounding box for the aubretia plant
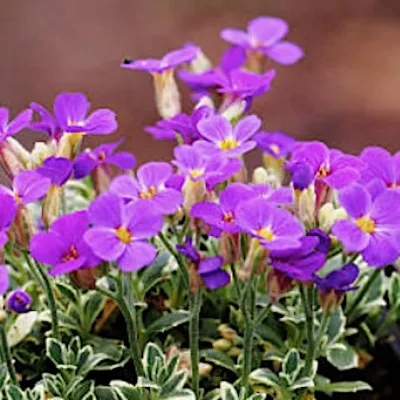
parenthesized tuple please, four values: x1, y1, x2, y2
(0, 15, 399, 400)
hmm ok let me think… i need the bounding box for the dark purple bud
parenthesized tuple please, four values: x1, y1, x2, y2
(7, 288, 32, 313)
(289, 161, 314, 190)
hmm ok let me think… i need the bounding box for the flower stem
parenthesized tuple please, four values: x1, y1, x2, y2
(315, 310, 330, 356)
(189, 289, 202, 399)
(117, 272, 144, 379)
(0, 321, 18, 385)
(346, 268, 380, 322)
(300, 284, 315, 377)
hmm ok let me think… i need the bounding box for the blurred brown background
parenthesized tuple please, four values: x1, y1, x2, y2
(1, 0, 400, 164)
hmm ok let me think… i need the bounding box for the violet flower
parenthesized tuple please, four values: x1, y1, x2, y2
(109, 162, 183, 215)
(290, 141, 364, 190)
(84, 193, 163, 272)
(0, 265, 9, 295)
(73, 140, 136, 179)
(0, 107, 32, 144)
(221, 16, 303, 65)
(195, 114, 260, 158)
(0, 194, 17, 249)
(314, 263, 359, 294)
(236, 197, 304, 250)
(0, 170, 51, 205)
(191, 183, 255, 235)
(288, 161, 314, 191)
(37, 157, 73, 186)
(7, 288, 32, 313)
(332, 184, 400, 267)
(30, 92, 117, 139)
(254, 131, 296, 159)
(30, 210, 100, 276)
(249, 184, 293, 205)
(176, 236, 230, 290)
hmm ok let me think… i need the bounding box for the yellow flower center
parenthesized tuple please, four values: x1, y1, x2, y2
(218, 137, 239, 151)
(62, 245, 79, 262)
(98, 151, 106, 161)
(356, 216, 376, 234)
(223, 212, 234, 223)
(269, 144, 280, 155)
(189, 169, 204, 179)
(139, 185, 157, 199)
(116, 226, 132, 244)
(316, 163, 331, 178)
(256, 228, 275, 242)
(14, 191, 22, 204)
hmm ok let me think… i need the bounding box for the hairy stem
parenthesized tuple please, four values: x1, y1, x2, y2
(300, 285, 315, 377)
(0, 321, 18, 385)
(189, 289, 202, 399)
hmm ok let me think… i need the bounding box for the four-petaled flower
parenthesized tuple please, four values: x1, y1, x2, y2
(84, 193, 163, 271)
(254, 131, 296, 159)
(30, 210, 100, 276)
(332, 184, 400, 267)
(221, 16, 303, 65)
(109, 162, 183, 215)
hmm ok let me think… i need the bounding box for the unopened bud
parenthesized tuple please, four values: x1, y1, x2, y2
(0, 310, 7, 322)
(199, 362, 212, 377)
(10, 206, 36, 248)
(42, 186, 62, 228)
(212, 338, 232, 351)
(252, 167, 268, 184)
(0, 139, 27, 177)
(152, 70, 181, 119)
(227, 347, 242, 358)
(183, 178, 206, 211)
(29, 141, 56, 169)
(263, 155, 285, 186)
(318, 203, 347, 232)
(267, 269, 293, 303)
(189, 49, 212, 73)
(219, 233, 237, 265)
(294, 186, 316, 227)
(57, 133, 84, 159)
(220, 98, 247, 122)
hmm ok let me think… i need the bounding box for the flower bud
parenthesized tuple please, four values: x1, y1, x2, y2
(29, 141, 57, 169)
(220, 98, 247, 122)
(42, 186, 62, 228)
(189, 48, 212, 73)
(183, 178, 206, 211)
(57, 133, 84, 159)
(92, 165, 111, 194)
(10, 206, 36, 248)
(252, 167, 268, 184)
(294, 186, 316, 227)
(0, 310, 7, 323)
(152, 70, 181, 119)
(219, 233, 237, 265)
(7, 288, 32, 313)
(218, 324, 238, 343)
(263, 155, 285, 186)
(318, 203, 347, 232)
(0, 139, 27, 177)
(199, 363, 212, 377)
(212, 338, 232, 351)
(267, 269, 293, 303)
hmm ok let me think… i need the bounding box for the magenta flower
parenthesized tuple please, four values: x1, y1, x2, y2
(0, 107, 32, 144)
(254, 131, 296, 159)
(172, 144, 242, 190)
(30, 211, 100, 276)
(191, 183, 255, 235)
(221, 16, 303, 65)
(37, 157, 73, 186)
(195, 114, 260, 158)
(236, 197, 304, 250)
(176, 236, 230, 289)
(0, 170, 51, 205)
(30, 92, 117, 138)
(290, 141, 364, 189)
(0, 265, 9, 295)
(7, 288, 32, 313)
(0, 194, 16, 249)
(73, 140, 136, 179)
(121, 45, 199, 74)
(332, 184, 400, 267)
(249, 184, 293, 205)
(84, 193, 163, 272)
(109, 162, 183, 215)
(314, 263, 359, 294)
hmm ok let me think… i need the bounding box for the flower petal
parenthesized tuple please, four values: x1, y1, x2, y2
(362, 233, 399, 267)
(197, 115, 232, 143)
(137, 162, 173, 188)
(152, 189, 183, 214)
(338, 184, 371, 218)
(84, 227, 125, 261)
(233, 115, 261, 142)
(30, 232, 66, 265)
(106, 152, 136, 170)
(0, 265, 9, 294)
(88, 192, 123, 228)
(220, 28, 250, 47)
(117, 241, 157, 272)
(127, 201, 163, 239)
(332, 220, 369, 252)
(248, 17, 288, 46)
(266, 41, 304, 65)
(49, 258, 86, 276)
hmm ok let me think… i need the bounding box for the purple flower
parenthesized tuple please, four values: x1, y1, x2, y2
(191, 183, 255, 234)
(236, 197, 304, 250)
(109, 162, 183, 215)
(195, 115, 260, 158)
(288, 161, 314, 191)
(359, 146, 400, 189)
(73, 140, 136, 179)
(176, 236, 230, 290)
(249, 184, 293, 205)
(254, 131, 296, 159)
(0, 265, 9, 295)
(307, 228, 331, 254)
(269, 232, 328, 281)
(0, 194, 16, 249)
(172, 144, 242, 190)
(0, 170, 51, 205)
(7, 288, 32, 313)
(221, 16, 303, 65)
(30, 210, 100, 276)
(84, 193, 163, 272)
(30, 92, 117, 138)
(332, 184, 400, 267)
(37, 157, 73, 186)
(121, 45, 199, 74)
(314, 263, 359, 294)
(290, 141, 364, 190)
(0, 107, 32, 143)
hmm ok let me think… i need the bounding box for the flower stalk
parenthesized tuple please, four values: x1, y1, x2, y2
(189, 289, 202, 399)
(300, 284, 315, 377)
(0, 320, 18, 385)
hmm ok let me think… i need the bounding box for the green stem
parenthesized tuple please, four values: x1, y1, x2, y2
(0, 321, 18, 385)
(158, 232, 189, 289)
(189, 289, 202, 399)
(117, 272, 144, 379)
(230, 264, 241, 302)
(300, 285, 315, 377)
(346, 269, 380, 322)
(315, 310, 330, 356)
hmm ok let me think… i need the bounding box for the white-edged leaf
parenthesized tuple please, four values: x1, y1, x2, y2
(315, 380, 372, 393)
(326, 343, 358, 371)
(220, 381, 239, 400)
(7, 311, 38, 347)
(249, 368, 281, 388)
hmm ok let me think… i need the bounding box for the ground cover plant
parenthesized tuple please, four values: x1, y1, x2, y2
(0, 15, 400, 400)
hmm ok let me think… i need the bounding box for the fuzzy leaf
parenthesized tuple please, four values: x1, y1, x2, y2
(147, 311, 190, 334)
(201, 349, 237, 374)
(249, 368, 281, 388)
(291, 377, 314, 390)
(7, 311, 38, 347)
(161, 389, 195, 400)
(46, 338, 66, 366)
(248, 395, 266, 400)
(326, 343, 358, 371)
(141, 252, 170, 293)
(389, 273, 400, 307)
(6, 385, 24, 400)
(315, 380, 372, 393)
(160, 370, 187, 395)
(83, 291, 105, 330)
(281, 349, 301, 384)
(143, 342, 165, 379)
(0, 363, 9, 390)
(110, 380, 142, 400)
(220, 382, 239, 400)
(326, 308, 346, 345)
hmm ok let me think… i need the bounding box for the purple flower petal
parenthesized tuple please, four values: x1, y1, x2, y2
(202, 269, 230, 289)
(370, 189, 400, 226)
(51, 211, 89, 246)
(0, 265, 9, 294)
(233, 115, 261, 142)
(54, 92, 90, 128)
(14, 171, 51, 204)
(0, 194, 16, 229)
(126, 201, 163, 239)
(198, 256, 223, 274)
(220, 29, 250, 47)
(152, 189, 183, 214)
(176, 236, 200, 262)
(248, 17, 288, 46)
(0, 108, 9, 132)
(109, 175, 140, 202)
(30, 232, 66, 265)
(117, 241, 157, 272)
(338, 184, 371, 218)
(82, 109, 118, 135)
(88, 192, 123, 228)
(197, 115, 232, 143)
(6, 109, 33, 135)
(84, 227, 125, 260)
(49, 257, 86, 276)
(360, 147, 394, 185)
(362, 232, 399, 267)
(137, 162, 173, 188)
(106, 152, 136, 170)
(266, 41, 304, 65)
(323, 168, 361, 189)
(37, 157, 73, 186)
(191, 202, 224, 224)
(332, 220, 369, 252)
(73, 153, 98, 179)
(219, 183, 255, 212)
(220, 46, 247, 73)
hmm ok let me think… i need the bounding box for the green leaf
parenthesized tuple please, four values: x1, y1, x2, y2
(0, 363, 9, 389)
(46, 338, 66, 366)
(161, 389, 195, 400)
(389, 273, 400, 307)
(141, 252, 170, 293)
(281, 349, 301, 384)
(143, 342, 165, 379)
(110, 380, 142, 400)
(326, 308, 346, 345)
(6, 385, 24, 400)
(326, 343, 358, 371)
(315, 380, 372, 393)
(83, 291, 105, 330)
(220, 382, 239, 400)
(160, 370, 187, 395)
(76, 346, 94, 376)
(291, 377, 314, 390)
(254, 324, 284, 348)
(56, 281, 78, 304)
(94, 386, 119, 400)
(201, 349, 237, 375)
(248, 395, 266, 400)
(70, 379, 95, 400)
(147, 310, 190, 334)
(249, 368, 281, 388)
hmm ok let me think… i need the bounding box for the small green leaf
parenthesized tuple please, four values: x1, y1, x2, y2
(56, 281, 78, 303)
(143, 342, 165, 379)
(147, 311, 190, 334)
(326, 343, 358, 371)
(389, 273, 400, 307)
(0, 363, 9, 389)
(326, 308, 345, 345)
(281, 348, 300, 384)
(6, 385, 24, 400)
(220, 382, 239, 400)
(94, 386, 119, 400)
(249, 368, 281, 388)
(46, 338, 66, 366)
(291, 377, 314, 390)
(161, 389, 195, 400)
(83, 291, 105, 330)
(110, 380, 142, 400)
(248, 394, 266, 400)
(141, 252, 170, 293)
(315, 380, 372, 393)
(201, 350, 237, 375)
(160, 370, 187, 395)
